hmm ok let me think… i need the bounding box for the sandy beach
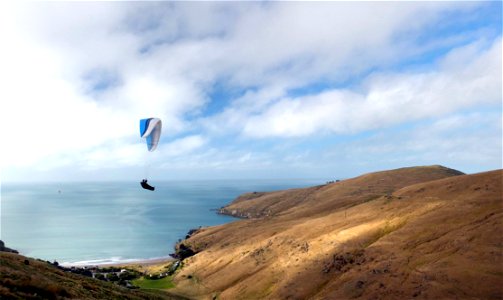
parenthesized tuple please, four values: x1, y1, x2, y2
(82, 256, 176, 274)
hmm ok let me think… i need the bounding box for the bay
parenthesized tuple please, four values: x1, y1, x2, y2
(1, 179, 321, 265)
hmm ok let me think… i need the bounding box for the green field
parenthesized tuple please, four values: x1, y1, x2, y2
(132, 276, 175, 290)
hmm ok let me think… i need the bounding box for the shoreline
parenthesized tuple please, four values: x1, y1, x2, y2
(61, 255, 174, 268)
(99, 256, 175, 268)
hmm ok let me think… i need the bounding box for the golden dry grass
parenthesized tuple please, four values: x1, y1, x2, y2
(170, 166, 502, 300)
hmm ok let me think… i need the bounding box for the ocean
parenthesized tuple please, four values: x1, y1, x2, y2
(1, 179, 321, 265)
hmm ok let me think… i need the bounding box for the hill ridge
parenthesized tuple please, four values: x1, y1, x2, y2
(172, 166, 502, 300)
(219, 165, 465, 219)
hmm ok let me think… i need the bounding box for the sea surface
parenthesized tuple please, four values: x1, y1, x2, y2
(1, 179, 322, 265)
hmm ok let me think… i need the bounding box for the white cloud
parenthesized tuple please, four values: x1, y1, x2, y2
(0, 2, 205, 174)
(158, 135, 206, 158)
(342, 111, 502, 173)
(0, 1, 499, 181)
(238, 38, 502, 138)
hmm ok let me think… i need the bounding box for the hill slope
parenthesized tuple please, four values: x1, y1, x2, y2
(171, 166, 502, 299)
(0, 252, 186, 299)
(219, 165, 464, 219)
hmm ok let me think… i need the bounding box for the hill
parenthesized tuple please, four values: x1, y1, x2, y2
(170, 166, 502, 299)
(0, 251, 187, 299)
(219, 165, 464, 219)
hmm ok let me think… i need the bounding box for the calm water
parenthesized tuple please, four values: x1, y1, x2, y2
(1, 180, 321, 265)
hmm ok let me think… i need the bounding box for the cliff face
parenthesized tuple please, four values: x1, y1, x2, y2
(171, 166, 502, 300)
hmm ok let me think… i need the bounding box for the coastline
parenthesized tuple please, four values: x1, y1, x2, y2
(100, 256, 176, 274)
(61, 255, 174, 268)
(98, 256, 174, 268)
(4, 180, 306, 271)
(60, 255, 176, 276)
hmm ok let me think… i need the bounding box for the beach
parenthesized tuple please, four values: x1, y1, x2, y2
(97, 256, 175, 275)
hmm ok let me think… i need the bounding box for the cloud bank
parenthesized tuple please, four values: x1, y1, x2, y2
(0, 1, 500, 181)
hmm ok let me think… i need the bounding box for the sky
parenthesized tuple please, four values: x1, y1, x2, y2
(0, 1, 501, 182)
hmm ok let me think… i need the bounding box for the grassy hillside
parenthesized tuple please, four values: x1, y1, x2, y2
(170, 166, 502, 299)
(219, 165, 464, 219)
(0, 252, 187, 299)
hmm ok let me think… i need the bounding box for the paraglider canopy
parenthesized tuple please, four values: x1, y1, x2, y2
(139, 118, 162, 191)
(140, 118, 162, 152)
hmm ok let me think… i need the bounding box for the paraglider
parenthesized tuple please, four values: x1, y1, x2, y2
(141, 179, 155, 191)
(139, 118, 162, 191)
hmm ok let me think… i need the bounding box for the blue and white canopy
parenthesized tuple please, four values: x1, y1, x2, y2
(139, 118, 162, 152)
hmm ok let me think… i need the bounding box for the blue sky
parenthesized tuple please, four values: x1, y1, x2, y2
(0, 1, 501, 182)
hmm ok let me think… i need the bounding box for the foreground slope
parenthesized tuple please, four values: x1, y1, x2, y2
(171, 166, 502, 299)
(0, 252, 186, 299)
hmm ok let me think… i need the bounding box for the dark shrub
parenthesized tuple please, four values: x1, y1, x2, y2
(106, 273, 119, 282)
